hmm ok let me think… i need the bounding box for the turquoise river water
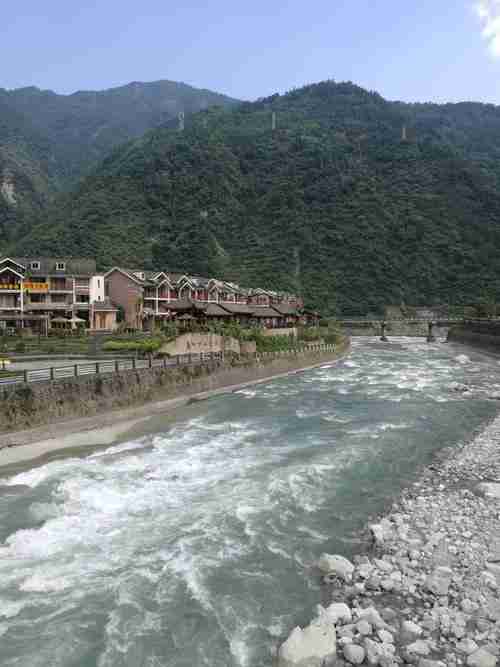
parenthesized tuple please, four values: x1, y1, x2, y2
(0, 338, 500, 666)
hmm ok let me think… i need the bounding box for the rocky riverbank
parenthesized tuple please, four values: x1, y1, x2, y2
(277, 413, 500, 667)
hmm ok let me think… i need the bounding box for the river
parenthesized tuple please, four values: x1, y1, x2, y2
(1, 338, 500, 667)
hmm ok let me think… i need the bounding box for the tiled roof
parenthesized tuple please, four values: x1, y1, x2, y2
(9, 257, 97, 276)
(251, 307, 282, 318)
(219, 303, 254, 315)
(271, 303, 300, 316)
(204, 303, 232, 317)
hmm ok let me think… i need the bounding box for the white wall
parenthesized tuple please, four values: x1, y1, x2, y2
(90, 276, 105, 303)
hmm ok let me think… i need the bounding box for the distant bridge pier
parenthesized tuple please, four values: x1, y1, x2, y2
(427, 321, 436, 343)
(380, 321, 389, 342)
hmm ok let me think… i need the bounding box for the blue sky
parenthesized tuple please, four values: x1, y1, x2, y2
(3, 0, 500, 103)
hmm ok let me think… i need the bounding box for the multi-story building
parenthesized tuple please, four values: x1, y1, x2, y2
(104, 266, 305, 331)
(0, 257, 117, 333)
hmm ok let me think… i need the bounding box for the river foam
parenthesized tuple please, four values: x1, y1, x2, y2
(0, 338, 499, 666)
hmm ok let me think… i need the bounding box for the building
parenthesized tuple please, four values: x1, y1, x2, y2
(0, 257, 117, 333)
(104, 268, 306, 331)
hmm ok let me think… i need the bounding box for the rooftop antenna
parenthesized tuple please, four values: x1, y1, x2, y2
(178, 111, 185, 132)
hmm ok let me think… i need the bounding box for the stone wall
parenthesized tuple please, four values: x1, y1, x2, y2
(160, 332, 240, 356)
(0, 341, 350, 434)
(262, 327, 297, 337)
(448, 322, 500, 352)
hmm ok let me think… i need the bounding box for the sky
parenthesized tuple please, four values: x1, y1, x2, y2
(2, 0, 500, 104)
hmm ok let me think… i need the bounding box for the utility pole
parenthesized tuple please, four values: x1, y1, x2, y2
(271, 111, 277, 131)
(402, 125, 407, 142)
(178, 111, 185, 132)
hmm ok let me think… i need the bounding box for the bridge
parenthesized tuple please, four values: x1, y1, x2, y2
(336, 317, 469, 341)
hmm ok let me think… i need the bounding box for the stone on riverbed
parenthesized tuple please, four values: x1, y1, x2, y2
(278, 612, 336, 667)
(477, 483, 500, 500)
(325, 602, 352, 625)
(424, 566, 453, 596)
(466, 647, 498, 667)
(317, 554, 355, 581)
(343, 643, 366, 664)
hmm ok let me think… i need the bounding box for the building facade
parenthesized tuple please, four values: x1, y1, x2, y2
(0, 257, 117, 333)
(104, 267, 306, 331)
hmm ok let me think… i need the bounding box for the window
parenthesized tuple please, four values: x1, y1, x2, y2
(97, 279, 101, 288)
(30, 262, 40, 270)
(56, 262, 66, 271)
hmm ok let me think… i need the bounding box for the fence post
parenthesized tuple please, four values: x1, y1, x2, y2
(176, 355, 180, 366)
(96, 362, 100, 375)
(188, 353, 192, 365)
(24, 369, 28, 383)
(50, 366, 54, 381)
(132, 358, 136, 371)
(115, 360, 119, 373)
(74, 364, 78, 377)
(149, 356, 153, 369)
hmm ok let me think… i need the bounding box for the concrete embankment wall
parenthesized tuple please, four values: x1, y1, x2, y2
(448, 322, 500, 352)
(0, 341, 350, 434)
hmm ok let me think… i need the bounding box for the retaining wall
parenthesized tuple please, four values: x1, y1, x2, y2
(0, 341, 350, 434)
(448, 322, 500, 352)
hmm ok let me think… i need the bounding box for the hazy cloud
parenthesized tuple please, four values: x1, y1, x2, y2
(476, 0, 500, 56)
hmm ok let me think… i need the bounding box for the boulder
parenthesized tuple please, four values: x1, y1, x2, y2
(356, 619, 372, 636)
(370, 518, 395, 546)
(326, 603, 352, 625)
(344, 643, 365, 665)
(467, 648, 497, 667)
(406, 640, 431, 657)
(477, 483, 500, 500)
(278, 614, 336, 667)
(401, 620, 423, 639)
(424, 566, 453, 596)
(317, 554, 355, 581)
(357, 606, 386, 629)
(457, 639, 479, 655)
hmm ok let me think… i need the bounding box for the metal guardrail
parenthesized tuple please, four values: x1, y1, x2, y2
(0, 345, 338, 389)
(0, 351, 225, 388)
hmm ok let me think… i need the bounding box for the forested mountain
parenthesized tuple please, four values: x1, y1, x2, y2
(0, 80, 239, 244)
(12, 80, 500, 314)
(0, 100, 54, 245)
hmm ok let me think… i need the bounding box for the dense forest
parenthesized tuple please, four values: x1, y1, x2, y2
(0, 80, 239, 246)
(5, 79, 500, 314)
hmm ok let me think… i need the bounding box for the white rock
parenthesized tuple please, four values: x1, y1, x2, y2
(356, 619, 372, 636)
(457, 639, 479, 655)
(317, 554, 355, 581)
(344, 643, 366, 665)
(370, 518, 394, 546)
(467, 648, 497, 667)
(424, 567, 453, 596)
(401, 620, 423, 638)
(477, 483, 500, 499)
(357, 606, 386, 629)
(406, 639, 431, 657)
(326, 602, 352, 625)
(378, 629, 394, 644)
(278, 615, 336, 667)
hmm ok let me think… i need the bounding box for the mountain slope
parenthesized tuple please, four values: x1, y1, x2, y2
(0, 80, 240, 246)
(0, 80, 240, 185)
(0, 99, 55, 245)
(18, 80, 500, 314)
